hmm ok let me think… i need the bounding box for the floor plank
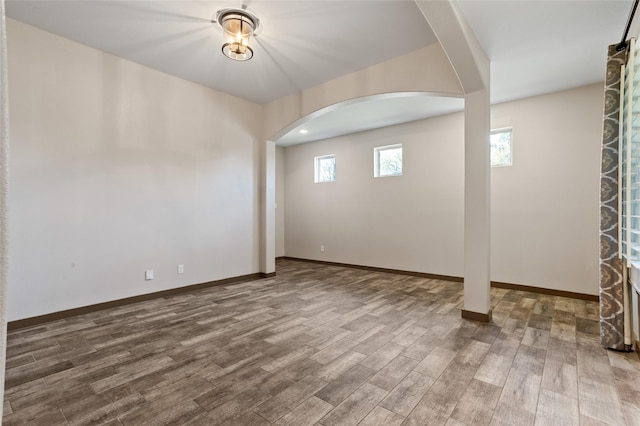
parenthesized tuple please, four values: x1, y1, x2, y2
(534, 389, 579, 426)
(2, 259, 639, 425)
(319, 382, 387, 426)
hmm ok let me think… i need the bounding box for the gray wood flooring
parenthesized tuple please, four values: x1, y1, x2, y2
(3, 259, 640, 425)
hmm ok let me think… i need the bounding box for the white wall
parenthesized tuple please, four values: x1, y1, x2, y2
(490, 85, 602, 293)
(284, 113, 465, 277)
(283, 83, 603, 295)
(263, 44, 462, 142)
(7, 19, 263, 321)
(276, 146, 285, 257)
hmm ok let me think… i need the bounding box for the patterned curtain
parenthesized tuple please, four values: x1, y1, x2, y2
(0, 0, 9, 416)
(599, 44, 632, 351)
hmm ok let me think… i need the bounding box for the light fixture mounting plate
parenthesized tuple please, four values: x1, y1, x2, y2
(214, 8, 261, 35)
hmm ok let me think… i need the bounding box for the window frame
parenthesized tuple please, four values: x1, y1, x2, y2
(314, 154, 336, 183)
(620, 39, 640, 266)
(490, 128, 513, 168)
(374, 143, 403, 178)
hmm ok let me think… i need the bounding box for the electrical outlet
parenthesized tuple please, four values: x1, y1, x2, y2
(177, 264, 184, 274)
(145, 269, 154, 280)
(320, 245, 325, 252)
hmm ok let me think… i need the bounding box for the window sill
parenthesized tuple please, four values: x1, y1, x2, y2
(630, 261, 640, 294)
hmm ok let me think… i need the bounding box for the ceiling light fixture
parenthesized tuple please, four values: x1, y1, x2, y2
(299, 129, 309, 134)
(215, 8, 260, 61)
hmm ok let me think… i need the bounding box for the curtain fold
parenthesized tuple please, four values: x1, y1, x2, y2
(599, 44, 632, 351)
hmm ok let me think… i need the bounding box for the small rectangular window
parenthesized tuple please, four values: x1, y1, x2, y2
(491, 128, 512, 167)
(314, 154, 336, 183)
(374, 144, 403, 177)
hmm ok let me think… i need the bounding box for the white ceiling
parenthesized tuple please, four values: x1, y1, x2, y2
(276, 93, 465, 146)
(5, 0, 633, 145)
(5, 0, 438, 104)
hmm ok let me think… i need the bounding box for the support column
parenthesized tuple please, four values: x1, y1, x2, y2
(0, 0, 9, 416)
(462, 89, 491, 322)
(260, 140, 276, 276)
(414, 0, 491, 322)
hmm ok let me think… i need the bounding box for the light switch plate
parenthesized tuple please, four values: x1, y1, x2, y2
(145, 269, 154, 280)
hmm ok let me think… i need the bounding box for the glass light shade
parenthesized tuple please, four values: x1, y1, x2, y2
(220, 12, 255, 61)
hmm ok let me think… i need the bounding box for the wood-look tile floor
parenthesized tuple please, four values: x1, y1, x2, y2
(4, 259, 640, 425)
